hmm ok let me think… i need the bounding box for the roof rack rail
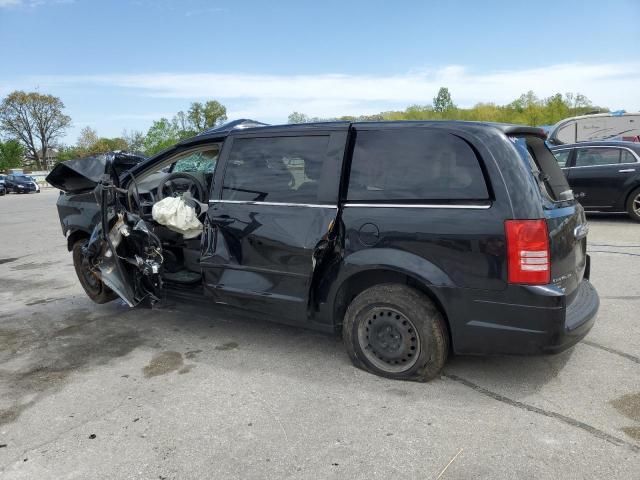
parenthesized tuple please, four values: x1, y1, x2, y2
(198, 119, 269, 136)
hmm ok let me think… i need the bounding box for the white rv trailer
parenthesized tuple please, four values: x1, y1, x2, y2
(547, 112, 640, 145)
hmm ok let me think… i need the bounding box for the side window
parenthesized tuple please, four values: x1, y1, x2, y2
(552, 150, 571, 167)
(575, 148, 621, 167)
(347, 129, 489, 201)
(222, 135, 329, 203)
(621, 150, 638, 164)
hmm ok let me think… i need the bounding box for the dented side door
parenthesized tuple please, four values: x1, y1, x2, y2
(200, 128, 348, 322)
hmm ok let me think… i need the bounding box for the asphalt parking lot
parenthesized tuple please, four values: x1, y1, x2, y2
(0, 189, 638, 479)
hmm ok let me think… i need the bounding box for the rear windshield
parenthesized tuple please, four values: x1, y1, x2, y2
(510, 135, 573, 202)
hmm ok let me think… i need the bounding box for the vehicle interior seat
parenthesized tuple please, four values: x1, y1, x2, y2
(294, 157, 320, 199)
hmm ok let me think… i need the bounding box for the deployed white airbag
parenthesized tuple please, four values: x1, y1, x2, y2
(152, 196, 202, 239)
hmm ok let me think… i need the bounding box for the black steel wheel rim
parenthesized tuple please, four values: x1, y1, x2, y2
(79, 253, 100, 293)
(356, 306, 421, 373)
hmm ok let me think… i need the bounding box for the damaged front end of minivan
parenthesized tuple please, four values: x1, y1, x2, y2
(48, 152, 164, 307)
(88, 180, 164, 306)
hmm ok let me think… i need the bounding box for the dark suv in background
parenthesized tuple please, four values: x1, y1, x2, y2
(551, 141, 640, 221)
(48, 120, 599, 381)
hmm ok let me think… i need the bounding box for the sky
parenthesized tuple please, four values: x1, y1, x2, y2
(1, 0, 639, 143)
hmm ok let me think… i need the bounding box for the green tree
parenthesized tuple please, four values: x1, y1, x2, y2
(86, 137, 129, 155)
(143, 118, 180, 156)
(433, 87, 455, 113)
(542, 93, 570, 125)
(187, 101, 227, 132)
(288, 112, 310, 124)
(122, 129, 146, 153)
(0, 91, 71, 170)
(0, 139, 24, 171)
(55, 145, 81, 163)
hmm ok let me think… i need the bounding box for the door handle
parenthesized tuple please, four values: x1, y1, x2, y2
(210, 214, 234, 226)
(619, 168, 636, 173)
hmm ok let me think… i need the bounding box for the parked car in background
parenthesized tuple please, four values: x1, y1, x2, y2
(4, 173, 41, 194)
(47, 120, 598, 382)
(551, 141, 640, 221)
(0, 182, 5, 196)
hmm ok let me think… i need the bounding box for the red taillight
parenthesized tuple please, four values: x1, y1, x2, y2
(505, 219, 550, 285)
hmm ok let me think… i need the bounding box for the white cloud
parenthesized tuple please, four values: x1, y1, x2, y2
(31, 62, 640, 121)
(0, 0, 22, 7)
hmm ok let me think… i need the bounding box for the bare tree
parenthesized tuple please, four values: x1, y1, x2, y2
(76, 126, 99, 151)
(0, 91, 71, 170)
(121, 129, 146, 153)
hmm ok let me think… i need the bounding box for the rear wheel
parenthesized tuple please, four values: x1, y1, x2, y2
(72, 238, 117, 304)
(342, 284, 449, 382)
(627, 187, 640, 222)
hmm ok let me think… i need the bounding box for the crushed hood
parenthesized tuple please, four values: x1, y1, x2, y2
(46, 151, 147, 193)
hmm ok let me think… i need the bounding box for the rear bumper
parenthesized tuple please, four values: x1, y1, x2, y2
(543, 279, 599, 353)
(447, 279, 599, 355)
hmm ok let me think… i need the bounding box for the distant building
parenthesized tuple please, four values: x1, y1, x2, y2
(23, 148, 58, 171)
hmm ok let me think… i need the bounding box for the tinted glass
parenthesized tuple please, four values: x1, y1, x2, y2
(552, 150, 571, 167)
(575, 148, 621, 166)
(511, 136, 573, 201)
(347, 129, 488, 201)
(621, 150, 637, 164)
(222, 135, 329, 203)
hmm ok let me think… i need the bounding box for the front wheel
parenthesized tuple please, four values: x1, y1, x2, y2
(627, 187, 640, 222)
(72, 238, 118, 304)
(342, 284, 449, 382)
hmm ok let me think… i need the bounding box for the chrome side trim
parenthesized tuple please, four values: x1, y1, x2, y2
(209, 199, 337, 209)
(343, 203, 491, 209)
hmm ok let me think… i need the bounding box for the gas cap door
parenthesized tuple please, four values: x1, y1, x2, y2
(358, 222, 380, 246)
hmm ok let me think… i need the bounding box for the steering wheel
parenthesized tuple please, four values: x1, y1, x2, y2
(157, 172, 207, 203)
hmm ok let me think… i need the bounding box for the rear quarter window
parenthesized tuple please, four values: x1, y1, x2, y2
(347, 128, 489, 201)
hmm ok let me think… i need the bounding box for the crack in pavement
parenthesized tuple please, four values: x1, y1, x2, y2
(444, 374, 640, 453)
(581, 340, 640, 365)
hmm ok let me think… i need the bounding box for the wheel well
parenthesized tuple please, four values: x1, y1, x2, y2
(332, 269, 452, 347)
(625, 184, 640, 208)
(67, 230, 90, 251)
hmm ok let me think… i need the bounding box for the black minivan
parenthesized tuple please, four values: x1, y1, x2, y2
(47, 120, 599, 381)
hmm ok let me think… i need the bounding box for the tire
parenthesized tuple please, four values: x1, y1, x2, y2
(626, 187, 640, 222)
(342, 284, 449, 382)
(72, 238, 118, 304)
